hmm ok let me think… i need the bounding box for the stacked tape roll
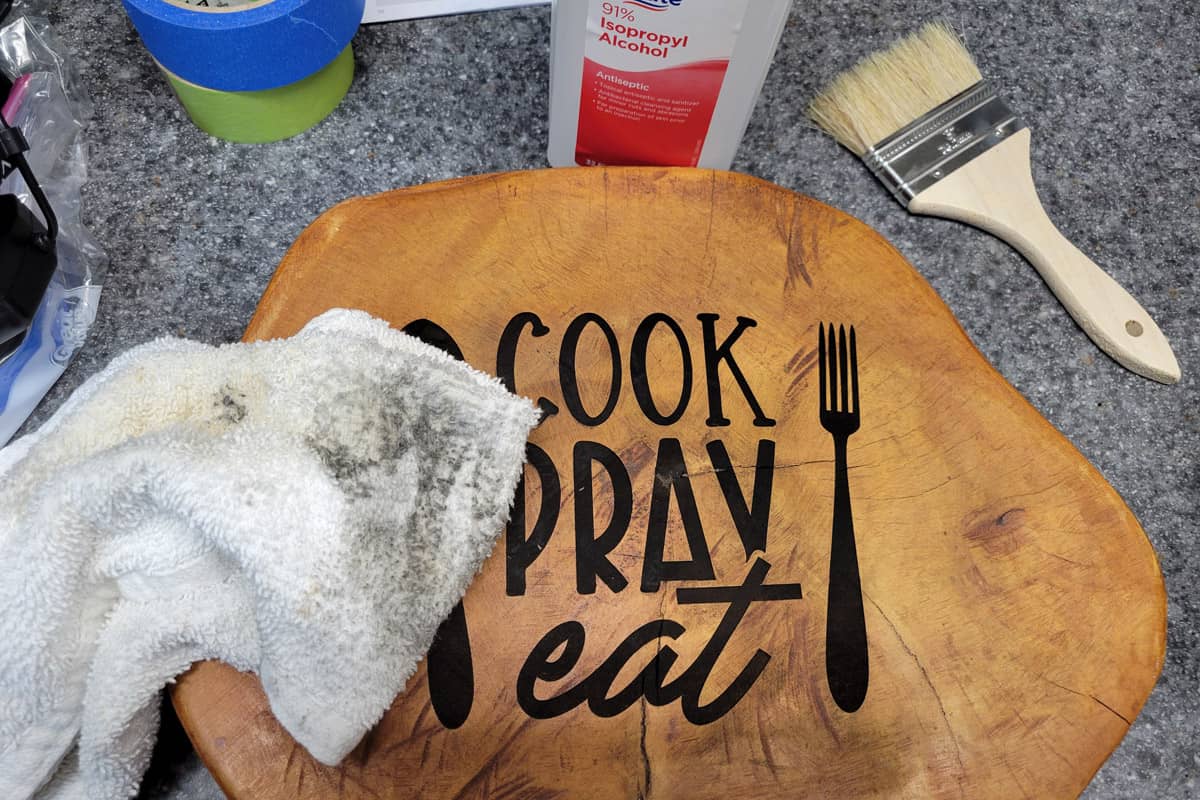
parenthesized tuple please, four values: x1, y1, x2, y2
(121, 0, 365, 143)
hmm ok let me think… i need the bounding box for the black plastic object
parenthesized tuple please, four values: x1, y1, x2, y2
(0, 194, 56, 362)
(1, 80, 59, 364)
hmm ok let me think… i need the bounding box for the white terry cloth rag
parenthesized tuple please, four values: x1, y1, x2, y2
(0, 308, 540, 799)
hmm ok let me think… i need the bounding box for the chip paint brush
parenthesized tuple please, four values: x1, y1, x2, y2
(807, 22, 1180, 384)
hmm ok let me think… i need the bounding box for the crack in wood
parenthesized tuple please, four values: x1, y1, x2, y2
(682, 460, 830, 478)
(638, 697, 651, 800)
(1031, 543, 1092, 568)
(860, 476, 954, 501)
(864, 591, 968, 798)
(1040, 676, 1132, 726)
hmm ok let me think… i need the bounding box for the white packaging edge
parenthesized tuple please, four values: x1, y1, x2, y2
(547, 0, 794, 170)
(363, 0, 547, 24)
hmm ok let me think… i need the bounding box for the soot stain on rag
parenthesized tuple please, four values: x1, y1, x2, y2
(309, 437, 382, 493)
(300, 362, 504, 591)
(304, 379, 432, 498)
(214, 385, 249, 425)
(297, 372, 488, 650)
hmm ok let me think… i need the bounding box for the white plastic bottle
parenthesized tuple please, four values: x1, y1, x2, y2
(548, 0, 794, 169)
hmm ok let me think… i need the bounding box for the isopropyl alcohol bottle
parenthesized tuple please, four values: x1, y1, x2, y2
(548, 0, 794, 169)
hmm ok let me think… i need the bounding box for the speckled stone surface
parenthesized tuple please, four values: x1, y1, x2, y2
(19, 1, 1199, 797)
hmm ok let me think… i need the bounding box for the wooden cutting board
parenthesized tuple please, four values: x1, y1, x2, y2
(172, 168, 1165, 799)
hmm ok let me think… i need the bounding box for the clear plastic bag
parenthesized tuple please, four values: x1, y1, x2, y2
(0, 4, 106, 444)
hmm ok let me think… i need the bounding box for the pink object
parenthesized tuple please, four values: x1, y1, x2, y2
(2, 73, 32, 120)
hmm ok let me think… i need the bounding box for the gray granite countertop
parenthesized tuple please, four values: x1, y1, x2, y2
(19, 1, 1199, 798)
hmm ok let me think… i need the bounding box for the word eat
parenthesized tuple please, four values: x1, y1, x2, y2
(518, 558, 802, 724)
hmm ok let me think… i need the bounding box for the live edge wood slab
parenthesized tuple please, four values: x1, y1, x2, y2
(171, 168, 1165, 799)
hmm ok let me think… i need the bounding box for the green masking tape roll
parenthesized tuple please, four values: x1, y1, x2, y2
(162, 45, 354, 144)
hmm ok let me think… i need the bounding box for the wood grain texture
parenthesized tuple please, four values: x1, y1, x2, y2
(171, 167, 1165, 799)
(907, 130, 1179, 383)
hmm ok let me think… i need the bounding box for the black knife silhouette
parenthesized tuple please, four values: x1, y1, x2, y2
(403, 318, 474, 729)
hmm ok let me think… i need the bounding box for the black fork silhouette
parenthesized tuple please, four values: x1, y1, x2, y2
(819, 323, 868, 712)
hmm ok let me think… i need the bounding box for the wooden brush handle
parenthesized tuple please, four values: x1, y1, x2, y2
(908, 129, 1179, 383)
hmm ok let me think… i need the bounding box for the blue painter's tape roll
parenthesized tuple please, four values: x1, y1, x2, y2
(121, 0, 365, 92)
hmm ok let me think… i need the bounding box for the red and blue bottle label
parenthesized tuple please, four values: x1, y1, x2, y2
(575, 0, 748, 167)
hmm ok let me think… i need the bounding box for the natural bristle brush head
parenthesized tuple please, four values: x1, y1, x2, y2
(807, 22, 982, 155)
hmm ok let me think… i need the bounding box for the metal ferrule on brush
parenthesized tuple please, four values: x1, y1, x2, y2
(863, 81, 1026, 205)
